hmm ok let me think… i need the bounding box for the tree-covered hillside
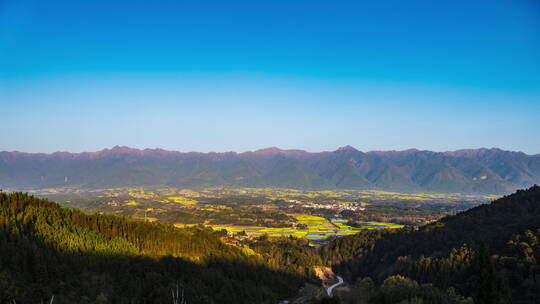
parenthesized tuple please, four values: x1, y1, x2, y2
(2, 186, 540, 303)
(322, 185, 540, 303)
(0, 192, 316, 304)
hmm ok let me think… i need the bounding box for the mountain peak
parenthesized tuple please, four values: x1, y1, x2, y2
(336, 145, 358, 152)
(110, 145, 136, 151)
(251, 147, 284, 155)
(104, 146, 141, 155)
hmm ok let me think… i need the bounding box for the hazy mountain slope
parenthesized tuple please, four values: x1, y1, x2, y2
(1, 146, 539, 194)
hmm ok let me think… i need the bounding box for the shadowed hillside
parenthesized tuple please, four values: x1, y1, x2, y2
(321, 185, 540, 303)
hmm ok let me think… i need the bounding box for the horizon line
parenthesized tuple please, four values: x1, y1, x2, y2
(1, 145, 538, 156)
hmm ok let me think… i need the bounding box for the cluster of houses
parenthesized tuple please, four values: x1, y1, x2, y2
(286, 199, 365, 212)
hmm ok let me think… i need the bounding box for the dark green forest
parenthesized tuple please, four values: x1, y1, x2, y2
(2, 186, 540, 303)
(321, 185, 540, 304)
(0, 191, 317, 304)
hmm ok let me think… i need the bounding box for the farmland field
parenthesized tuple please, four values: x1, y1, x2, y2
(23, 186, 495, 244)
(200, 213, 401, 241)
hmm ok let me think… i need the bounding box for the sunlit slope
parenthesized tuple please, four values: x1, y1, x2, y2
(0, 192, 309, 303)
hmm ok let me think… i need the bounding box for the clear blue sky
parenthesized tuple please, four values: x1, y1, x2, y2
(1, 0, 539, 154)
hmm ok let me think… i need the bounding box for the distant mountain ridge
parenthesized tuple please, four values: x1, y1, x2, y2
(1, 146, 539, 194)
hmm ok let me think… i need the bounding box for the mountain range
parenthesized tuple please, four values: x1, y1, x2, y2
(1, 146, 539, 194)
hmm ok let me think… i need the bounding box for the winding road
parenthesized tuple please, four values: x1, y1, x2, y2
(326, 275, 344, 297)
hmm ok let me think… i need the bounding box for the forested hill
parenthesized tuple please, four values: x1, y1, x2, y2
(2, 189, 539, 303)
(322, 185, 540, 303)
(2, 146, 540, 194)
(0, 191, 316, 304)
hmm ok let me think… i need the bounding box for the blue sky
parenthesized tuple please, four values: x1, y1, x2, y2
(1, 0, 539, 153)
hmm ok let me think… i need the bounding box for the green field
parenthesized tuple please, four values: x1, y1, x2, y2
(32, 186, 487, 239)
(206, 213, 403, 241)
